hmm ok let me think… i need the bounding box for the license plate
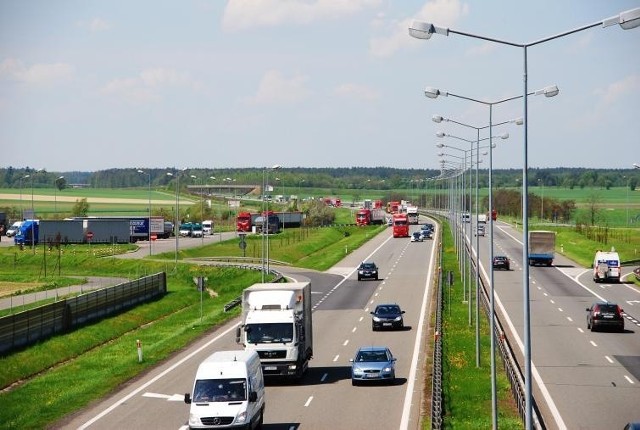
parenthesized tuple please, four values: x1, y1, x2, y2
(264, 366, 277, 370)
(365, 374, 378, 379)
(383, 323, 392, 326)
(603, 315, 613, 319)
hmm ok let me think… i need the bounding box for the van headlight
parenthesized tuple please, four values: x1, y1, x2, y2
(236, 411, 247, 423)
(189, 414, 201, 426)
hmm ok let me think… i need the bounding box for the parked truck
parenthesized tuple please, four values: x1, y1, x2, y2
(355, 208, 385, 226)
(528, 230, 556, 266)
(236, 282, 313, 379)
(236, 211, 303, 232)
(14, 220, 39, 245)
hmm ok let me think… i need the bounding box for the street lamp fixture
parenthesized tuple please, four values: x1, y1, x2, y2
(410, 8, 640, 429)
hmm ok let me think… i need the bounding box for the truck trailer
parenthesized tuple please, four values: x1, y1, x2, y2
(236, 282, 313, 379)
(593, 250, 621, 283)
(528, 230, 556, 266)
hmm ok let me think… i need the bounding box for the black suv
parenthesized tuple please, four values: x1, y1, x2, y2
(586, 301, 625, 332)
(357, 262, 379, 281)
(492, 255, 510, 270)
(370, 304, 405, 330)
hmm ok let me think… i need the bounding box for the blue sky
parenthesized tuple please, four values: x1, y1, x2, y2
(1, 0, 638, 172)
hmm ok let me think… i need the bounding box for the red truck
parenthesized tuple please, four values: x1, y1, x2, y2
(392, 213, 409, 238)
(386, 201, 400, 214)
(355, 208, 385, 226)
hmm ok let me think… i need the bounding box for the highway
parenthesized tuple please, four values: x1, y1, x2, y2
(56, 222, 439, 429)
(468, 219, 640, 429)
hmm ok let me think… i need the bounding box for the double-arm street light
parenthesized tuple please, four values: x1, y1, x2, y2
(410, 7, 640, 429)
(167, 168, 187, 267)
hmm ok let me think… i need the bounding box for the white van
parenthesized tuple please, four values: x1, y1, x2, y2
(6, 221, 23, 237)
(202, 220, 214, 235)
(185, 350, 265, 429)
(593, 250, 621, 283)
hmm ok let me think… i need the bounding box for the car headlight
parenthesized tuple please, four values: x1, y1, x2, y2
(383, 366, 392, 372)
(372, 316, 381, 322)
(394, 316, 401, 322)
(359, 270, 364, 274)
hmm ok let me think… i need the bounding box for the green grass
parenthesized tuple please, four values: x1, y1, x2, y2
(439, 219, 522, 429)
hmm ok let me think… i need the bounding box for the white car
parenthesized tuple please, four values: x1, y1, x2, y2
(6, 221, 22, 237)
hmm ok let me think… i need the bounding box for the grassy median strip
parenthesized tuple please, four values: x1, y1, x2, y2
(439, 222, 523, 429)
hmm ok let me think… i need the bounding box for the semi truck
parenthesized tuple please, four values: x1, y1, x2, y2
(355, 208, 385, 226)
(14, 220, 39, 245)
(392, 213, 409, 238)
(528, 230, 556, 266)
(236, 282, 313, 379)
(236, 211, 304, 232)
(406, 206, 419, 224)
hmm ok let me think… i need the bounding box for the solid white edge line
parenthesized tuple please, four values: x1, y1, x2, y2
(399, 226, 437, 430)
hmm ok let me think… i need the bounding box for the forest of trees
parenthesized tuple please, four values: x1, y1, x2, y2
(0, 166, 637, 192)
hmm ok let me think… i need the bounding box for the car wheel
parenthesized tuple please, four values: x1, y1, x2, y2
(358, 276, 361, 281)
(351, 379, 358, 386)
(375, 275, 378, 280)
(372, 324, 377, 331)
(586, 319, 591, 330)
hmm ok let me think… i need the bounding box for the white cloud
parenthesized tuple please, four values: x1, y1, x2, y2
(77, 17, 111, 32)
(222, 0, 381, 31)
(0, 58, 75, 85)
(595, 74, 640, 106)
(100, 67, 200, 104)
(465, 41, 495, 57)
(244, 70, 312, 105)
(334, 82, 379, 101)
(370, 0, 469, 57)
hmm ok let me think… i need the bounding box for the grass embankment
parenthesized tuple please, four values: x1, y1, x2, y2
(439, 220, 523, 429)
(0, 224, 384, 429)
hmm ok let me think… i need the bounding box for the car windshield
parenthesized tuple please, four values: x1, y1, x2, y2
(193, 378, 246, 403)
(361, 263, 376, 270)
(356, 350, 389, 362)
(376, 305, 400, 314)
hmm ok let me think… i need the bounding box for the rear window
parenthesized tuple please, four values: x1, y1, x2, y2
(597, 304, 618, 313)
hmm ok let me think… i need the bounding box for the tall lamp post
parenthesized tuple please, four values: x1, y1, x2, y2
(138, 169, 152, 255)
(422, 84, 557, 430)
(167, 169, 186, 267)
(261, 165, 281, 282)
(54, 176, 64, 217)
(410, 8, 640, 429)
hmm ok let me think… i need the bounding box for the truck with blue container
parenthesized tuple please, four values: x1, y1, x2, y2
(528, 230, 556, 266)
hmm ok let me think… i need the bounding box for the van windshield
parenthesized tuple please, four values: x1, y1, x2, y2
(245, 323, 294, 344)
(193, 378, 246, 402)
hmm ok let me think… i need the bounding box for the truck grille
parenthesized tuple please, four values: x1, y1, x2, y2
(258, 350, 287, 359)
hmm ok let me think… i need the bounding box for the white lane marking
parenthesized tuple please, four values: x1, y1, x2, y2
(567, 317, 573, 322)
(577, 328, 584, 333)
(321, 373, 328, 382)
(343, 340, 349, 346)
(358, 316, 364, 322)
(352, 327, 357, 333)
(590, 341, 598, 347)
(78, 321, 240, 429)
(141, 392, 184, 401)
(624, 375, 635, 384)
(399, 224, 438, 430)
(558, 308, 563, 312)
(304, 396, 313, 407)
(550, 299, 555, 304)
(333, 355, 339, 362)
(605, 356, 614, 364)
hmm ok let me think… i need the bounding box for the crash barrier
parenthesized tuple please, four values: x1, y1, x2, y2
(0, 272, 166, 355)
(431, 241, 444, 429)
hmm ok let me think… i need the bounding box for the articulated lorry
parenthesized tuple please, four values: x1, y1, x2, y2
(236, 282, 313, 379)
(528, 230, 556, 266)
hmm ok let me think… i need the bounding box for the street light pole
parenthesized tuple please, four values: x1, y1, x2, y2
(138, 169, 152, 255)
(54, 176, 64, 217)
(410, 8, 640, 429)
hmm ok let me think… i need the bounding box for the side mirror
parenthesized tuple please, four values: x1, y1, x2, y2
(235, 326, 241, 343)
(585, 308, 591, 312)
(249, 391, 258, 402)
(401, 311, 406, 314)
(184, 393, 192, 404)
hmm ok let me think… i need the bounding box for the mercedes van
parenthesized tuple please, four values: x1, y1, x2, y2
(185, 350, 265, 429)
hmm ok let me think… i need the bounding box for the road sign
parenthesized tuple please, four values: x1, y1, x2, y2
(86, 231, 94, 240)
(151, 234, 157, 241)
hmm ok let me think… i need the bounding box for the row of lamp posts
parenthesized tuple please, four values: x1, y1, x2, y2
(409, 7, 639, 430)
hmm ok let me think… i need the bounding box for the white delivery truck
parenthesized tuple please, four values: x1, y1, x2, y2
(593, 250, 621, 283)
(477, 213, 487, 224)
(236, 282, 313, 379)
(202, 220, 214, 235)
(184, 350, 265, 430)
